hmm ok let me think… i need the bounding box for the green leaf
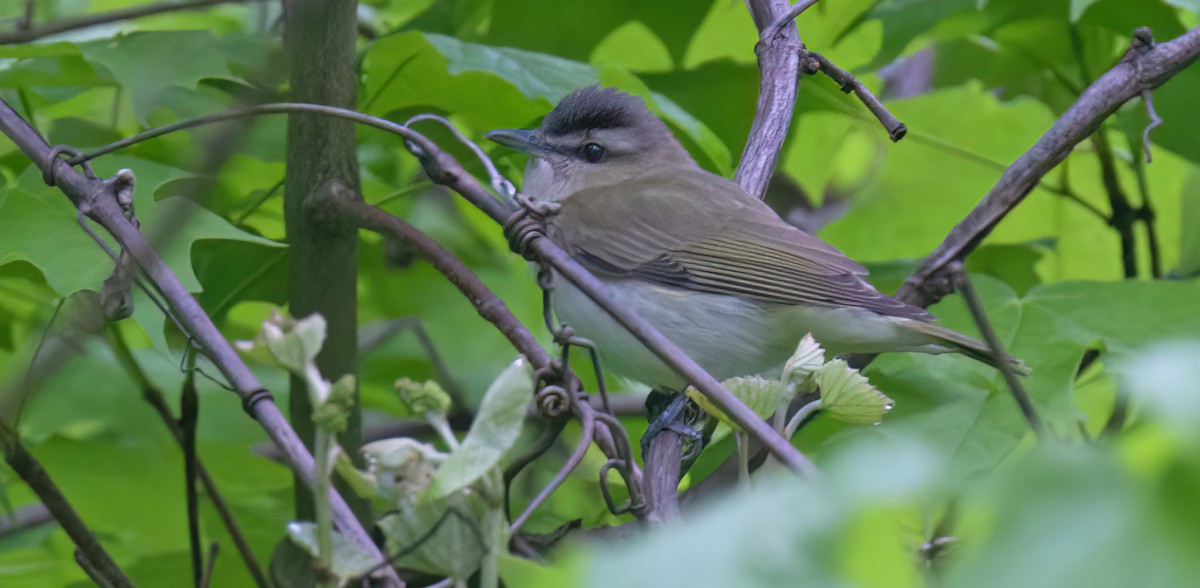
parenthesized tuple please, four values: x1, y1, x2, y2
(78, 31, 234, 123)
(783, 333, 826, 387)
(429, 358, 532, 497)
(0, 155, 280, 299)
(426, 33, 597, 102)
(814, 360, 894, 425)
(285, 522, 380, 583)
(376, 492, 493, 580)
(1116, 341, 1200, 439)
(1070, 0, 1103, 21)
(687, 376, 787, 432)
(261, 312, 326, 376)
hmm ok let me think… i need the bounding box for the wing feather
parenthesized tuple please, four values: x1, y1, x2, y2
(547, 169, 932, 321)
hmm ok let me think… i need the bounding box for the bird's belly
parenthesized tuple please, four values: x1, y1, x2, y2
(551, 275, 937, 390)
(552, 277, 789, 390)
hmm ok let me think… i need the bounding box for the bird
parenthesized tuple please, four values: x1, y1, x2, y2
(487, 86, 1022, 393)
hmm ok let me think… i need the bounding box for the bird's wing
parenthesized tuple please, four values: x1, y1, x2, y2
(548, 170, 933, 321)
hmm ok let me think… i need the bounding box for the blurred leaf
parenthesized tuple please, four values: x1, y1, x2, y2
(78, 31, 234, 123)
(429, 358, 532, 497)
(286, 522, 380, 583)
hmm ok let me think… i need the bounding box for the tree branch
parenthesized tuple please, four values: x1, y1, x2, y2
(0, 419, 133, 588)
(896, 26, 1200, 307)
(0, 0, 248, 45)
(0, 99, 403, 588)
(737, 0, 804, 198)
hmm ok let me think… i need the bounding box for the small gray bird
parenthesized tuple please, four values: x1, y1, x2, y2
(488, 86, 1020, 391)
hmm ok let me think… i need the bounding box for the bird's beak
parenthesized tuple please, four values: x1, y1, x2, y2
(486, 129, 550, 155)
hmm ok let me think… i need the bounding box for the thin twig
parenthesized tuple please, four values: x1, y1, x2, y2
(1093, 133, 1139, 278)
(509, 415, 594, 534)
(182, 351, 203, 588)
(0, 0, 250, 45)
(199, 543, 220, 588)
(896, 25, 1200, 307)
(811, 52, 907, 142)
(74, 549, 116, 588)
(760, 0, 822, 42)
(108, 329, 270, 588)
(951, 264, 1044, 440)
(1128, 134, 1163, 278)
(0, 420, 134, 588)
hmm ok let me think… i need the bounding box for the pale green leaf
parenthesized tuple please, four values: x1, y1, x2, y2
(814, 359, 894, 425)
(429, 358, 532, 497)
(783, 333, 826, 387)
(285, 522, 380, 582)
(687, 376, 786, 432)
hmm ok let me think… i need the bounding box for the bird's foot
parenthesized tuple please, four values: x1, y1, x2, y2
(641, 390, 709, 464)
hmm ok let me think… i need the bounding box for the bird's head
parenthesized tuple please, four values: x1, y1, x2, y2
(487, 86, 696, 199)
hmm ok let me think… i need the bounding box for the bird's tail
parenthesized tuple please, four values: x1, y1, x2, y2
(907, 321, 1031, 375)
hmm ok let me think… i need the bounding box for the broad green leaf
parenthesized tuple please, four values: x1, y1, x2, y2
(499, 554, 574, 588)
(1175, 171, 1200, 277)
(429, 358, 532, 497)
(483, 0, 717, 64)
(1070, 0, 1103, 21)
(78, 31, 234, 123)
(590, 20, 674, 73)
(1116, 341, 1200, 439)
(427, 33, 596, 102)
(286, 522, 381, 583)
(0, 155, 280, 299)
(814, 360, 895, 425)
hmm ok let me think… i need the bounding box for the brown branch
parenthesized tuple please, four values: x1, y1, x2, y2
(896, 26, 1200, 307)
(643, 429, 684, 522)
(0, 419, 134, 588)
(0, 0, 248, 45)
(1093, 133, 1139, 278)
(737, 0, 804, 198)
(810, 52, 907, 141)
(0, 100, 402, 588)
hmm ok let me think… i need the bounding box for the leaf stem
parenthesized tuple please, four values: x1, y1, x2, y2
(314, 428, 335, 588)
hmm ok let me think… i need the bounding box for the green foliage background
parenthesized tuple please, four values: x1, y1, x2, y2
(1, 0, 1199, 586)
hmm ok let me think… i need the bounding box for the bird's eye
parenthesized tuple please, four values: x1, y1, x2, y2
(581, 143, 605, 163)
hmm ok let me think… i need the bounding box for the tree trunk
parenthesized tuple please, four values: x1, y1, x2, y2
(283, 0, 364, 522)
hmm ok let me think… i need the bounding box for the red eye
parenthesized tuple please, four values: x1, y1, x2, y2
(582, 143, 605, 163)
